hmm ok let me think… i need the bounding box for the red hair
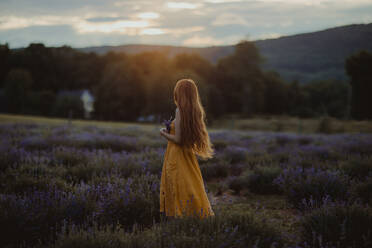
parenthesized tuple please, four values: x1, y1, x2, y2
(173, 79, 214, 160)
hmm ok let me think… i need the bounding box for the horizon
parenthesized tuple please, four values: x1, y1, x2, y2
(1, 0, 372, 49)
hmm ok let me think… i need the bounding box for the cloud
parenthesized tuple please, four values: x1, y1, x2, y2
(212, 13, 249, 26)
(204, 0, 243, 3)
(137, 26, 204, 36)
(138, 12, 160, 19)
(0, 15, 75, 30)
(140, 28, 166, 35)
(166, 2, 201, 9)
(75, 20, 150, 34)
(86, 17, 123, 22)
(0, 0, 372, 48)
(0, 15, 154, 35)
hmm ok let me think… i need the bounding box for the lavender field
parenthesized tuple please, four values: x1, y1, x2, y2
(1, 119, 372, 248)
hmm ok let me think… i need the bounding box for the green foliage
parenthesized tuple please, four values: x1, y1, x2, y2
(227, 175, 247, 195)
(274, 167, 350, 210)
(92, 174, 161, 231)
(0, 174, 160, 247)
(216, 40, 266, 115)
(264, 71, 290, 115)
(349, 176, 372, 205)
(52, 94, 85, 119)
(1, 121, 372, 247)
(303, 80, 350, 118)
(0, 41, 365, 120)
(200, 161, 231, 180)
(345, 50, 372, 120)
(339, 158, 372, 180)
(299, 202, 372, 248)
(317, 116, 334, 134)
(220, 146, 247, 164)
(3, 68, 33, 113)
(44, 210, 286, 248)
(246, 165, 283, 195)
(26, 90, 56, 116)
(228, 165, 283, 195)
(1, 173, 53, 194)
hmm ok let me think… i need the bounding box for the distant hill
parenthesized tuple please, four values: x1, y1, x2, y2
(79, 23, 372, 83)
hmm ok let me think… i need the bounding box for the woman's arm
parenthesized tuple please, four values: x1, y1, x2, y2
(160, 108, 181, 144)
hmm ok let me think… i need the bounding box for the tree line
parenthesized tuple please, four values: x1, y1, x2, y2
(0, 41, 371, 122)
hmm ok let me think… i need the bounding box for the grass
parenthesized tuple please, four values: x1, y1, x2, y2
(2, 113, 372, 134)
(211, 115, 372, 133)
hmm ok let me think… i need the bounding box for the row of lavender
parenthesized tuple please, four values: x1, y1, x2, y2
(0, 122, 371, 248)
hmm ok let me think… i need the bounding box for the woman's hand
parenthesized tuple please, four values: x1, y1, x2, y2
(159, 128, 167, 137)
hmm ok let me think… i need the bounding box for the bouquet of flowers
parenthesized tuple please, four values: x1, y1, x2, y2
(162, 116, 173, 133)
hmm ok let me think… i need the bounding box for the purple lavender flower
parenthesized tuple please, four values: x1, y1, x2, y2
(162, 116, 173, 133)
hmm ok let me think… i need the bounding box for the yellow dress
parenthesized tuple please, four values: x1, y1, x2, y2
(160, 120, 215, 219)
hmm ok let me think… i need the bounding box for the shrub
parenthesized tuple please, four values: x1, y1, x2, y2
(297, 136, 313, 145)
(317, 116, 333, 134)
(230, 162, 245, 176)
(227, 175, 247, 195)
(339, 158, 372, 180)
(92, 174, 160, 231)
(349, 176, 372, 205)
(200, 161, 231, 180)
(246, 165, 283, 194)
(275, 134, 293, 146)
(0, 143, 26, 171)
(273, 120, 285, 132)
(0, 187, 74, 247)
(1, 173, 54, 194)
(297, 144, 330, 160)
(0, 174, 160, 247)
(299, 201, 372, 248)
(273, 167, 349, 210)
(220, 145, 248, 164)
(53, 146, 90, 167)
(227, 166, 283, 195)
(246, 153, 275, 168)
(340, 136, 372, 155)
(64, 162, 108, 183)
(45, 209, 286, 248)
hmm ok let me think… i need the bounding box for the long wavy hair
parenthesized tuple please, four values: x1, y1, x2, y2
(173, 79, 214, 160)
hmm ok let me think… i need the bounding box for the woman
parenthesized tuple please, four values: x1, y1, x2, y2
(159, 78, 215, 219)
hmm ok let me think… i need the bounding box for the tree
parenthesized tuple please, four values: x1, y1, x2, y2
(0, 43, 10, 88)
(52, 94, 84, 119)
(26, 90, 56, 116)
(93, 58, 146, 121)
(263, 71, 290, 115)
(345, 50, 372, 120)
(132, 51, 173, 119)
(302, 80, 349, 118)
(216, 40, 266, 116)
(3, 68, 33, 113)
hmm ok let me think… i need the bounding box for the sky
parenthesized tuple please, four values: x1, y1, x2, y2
(0, 0, 371, 48)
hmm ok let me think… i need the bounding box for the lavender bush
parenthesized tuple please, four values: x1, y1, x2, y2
(273, 167, 350, 210)
(0, 122, 371, 248)
(299, 200, 372, 248)
(42, 209, 286, 248)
